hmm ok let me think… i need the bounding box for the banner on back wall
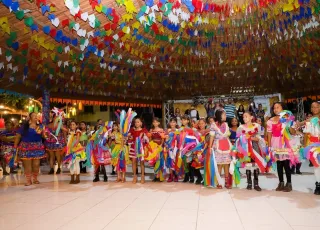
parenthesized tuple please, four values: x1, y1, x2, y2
(173, 103, 207, 118)
(254, 93, 281, 118)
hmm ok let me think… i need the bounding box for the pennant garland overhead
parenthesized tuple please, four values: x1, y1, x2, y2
(0, 0, 320, 101)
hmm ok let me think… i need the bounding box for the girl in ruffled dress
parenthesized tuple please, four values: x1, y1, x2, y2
(267, 102, 299, 192)
(180, 115, 197, 183)
(110, 123, 129, 183)
(192, 118, 209, 185)
(208, 110, 233, 189)
(165, 118, 180, 182)
(87, 122, 112, 183)
(128, 118, 148, 184)
(145, 118, 166, 182)
(302, 102, 320, 195)
(236, 112, 268, 191)
(45, 109, 67, 175)
(64, 121, 86, 184)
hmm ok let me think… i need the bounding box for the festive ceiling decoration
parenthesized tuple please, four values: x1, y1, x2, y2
(43, 97, 162, 108)
(0, 0, 320, 101)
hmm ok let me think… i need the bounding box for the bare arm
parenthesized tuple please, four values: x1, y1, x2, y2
(267, 132, 272, 148)
(289, 127, 296, 135)
(208, 135, 214, 148)
(0, 136, 15, 142)
(14, 134, 21, 148)
(61, 126, 68, 132)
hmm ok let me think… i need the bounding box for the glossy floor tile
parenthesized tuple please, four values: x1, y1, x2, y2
(0, 162, 319, 230)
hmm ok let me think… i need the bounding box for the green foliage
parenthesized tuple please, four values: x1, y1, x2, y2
(0, 94, 29, 110)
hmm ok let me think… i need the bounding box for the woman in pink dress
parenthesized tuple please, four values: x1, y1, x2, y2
(267, 102, 298, 192)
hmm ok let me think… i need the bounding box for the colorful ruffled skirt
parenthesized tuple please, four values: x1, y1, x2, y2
(165, 147, 178, 170)
(145, 141, 165, 180)
(111, 144, 129, 172)
(191, 150, 204, 169)
(302, 143, 320, 167)
(44, 132, 66, 151)
(214, 139, 232, 164)
(18, 141, 46, 160)
(270, 136, 300, 163)
(91, 147, 111, 166)
(63, 144, 86, 168)
(1, 146, 16, 167)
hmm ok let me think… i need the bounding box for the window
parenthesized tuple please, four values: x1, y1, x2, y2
(84, 106, 94, 113)
(100, 105, 108, 112)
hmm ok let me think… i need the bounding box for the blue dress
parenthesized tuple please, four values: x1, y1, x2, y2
(17, 126, 45, 160)
(229, 128, 237, 144)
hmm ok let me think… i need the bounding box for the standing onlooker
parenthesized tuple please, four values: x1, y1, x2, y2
(224, 98, 236, 124)
(237, 104, 245, 124)
(0, 121, 16, 175)
(189, 106, 200, 121)
(205, 101, 215, 118)
(174, 108, 183, 127)
(213, 102, 222, 118)
(141, 108, 154, 130)
(95, 119, 103, 132)
(256, 104, 266, 123)
(249, 101, 257, 117)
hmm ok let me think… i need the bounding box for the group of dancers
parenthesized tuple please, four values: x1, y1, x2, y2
(1, 102, 320, 195)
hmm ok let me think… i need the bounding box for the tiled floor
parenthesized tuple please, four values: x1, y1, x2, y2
(0, 162, 319, 230)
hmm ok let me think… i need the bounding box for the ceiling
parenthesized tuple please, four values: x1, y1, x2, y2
(0, 0, 320, 103)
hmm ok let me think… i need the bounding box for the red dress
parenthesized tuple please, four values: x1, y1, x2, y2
(128, 128, 148, 158)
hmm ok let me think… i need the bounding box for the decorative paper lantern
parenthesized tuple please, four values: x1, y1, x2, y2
(0, 118, 5, 129)
(78, 102, 83, 111)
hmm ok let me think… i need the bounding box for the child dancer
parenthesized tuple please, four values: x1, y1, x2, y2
(110, 122, 129, 182)
(192, 118, 209, 184)
(128, 118, 148, 184)
(302, 102, 320, 195)
(267, 103, 299, 192)
(45, 109, 67, 175)
(209, 109, 232, 189)
(165, 118, 180, 182)
(229, 118, 239, 145)
(236, 112, 267, 191)
(87, 122, 112, 182)
(146, 118, 165, 182)
(180, 115, 196, 183)
(64, 121, 86, 184)
(79, 121, 88, 173)
(191, 119, 198, 129)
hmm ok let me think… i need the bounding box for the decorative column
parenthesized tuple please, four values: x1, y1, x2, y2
(42, 89, 50, 125)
